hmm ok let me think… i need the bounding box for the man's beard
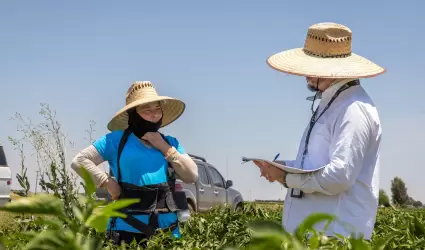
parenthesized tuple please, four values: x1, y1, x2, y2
(307, 84, 319, 92)
(306, 78, 320, 92)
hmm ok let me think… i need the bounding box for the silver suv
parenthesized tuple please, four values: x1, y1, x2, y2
(0, 146, 12, 206)
(176, 154, 244, 212)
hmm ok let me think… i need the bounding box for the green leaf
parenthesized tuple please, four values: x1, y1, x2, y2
(77, 194, 89, 205)
(0, 194, 65, 218)
(22, 230, 68, 250)
(413, 217, 425, 236)
(295, 213, 335, 240)
(107, 211, 127, 218)
(372, 232, 398, 250)
(17, 231, 39, 240)
(80, 167, 96, 197)
(85, 214, 110, 233)
(348, 237, 371, 250)
(84, 199, 139, 232)
(72, 206, 84, 222)
(80, 236, 104, 250)
(308, 234, 320, 249)
(33, 217, 64, 230)
(247, 220, 285, 234)
(101, 199, 140, 214)
(246, 220, 288, 239)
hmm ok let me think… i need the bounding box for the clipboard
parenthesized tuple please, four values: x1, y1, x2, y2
(241, 157, 325, 174)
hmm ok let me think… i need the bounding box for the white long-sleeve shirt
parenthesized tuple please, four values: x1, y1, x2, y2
(282, 79, 381, 240)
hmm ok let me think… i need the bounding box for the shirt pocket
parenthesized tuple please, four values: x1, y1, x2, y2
(308, 121, 331, 156)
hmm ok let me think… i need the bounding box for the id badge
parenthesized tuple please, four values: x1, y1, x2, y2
(290, 188, 304, 198)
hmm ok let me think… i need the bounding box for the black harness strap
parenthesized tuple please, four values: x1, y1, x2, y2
(116, 128, 132, 188)
(118, 210, 155, 236)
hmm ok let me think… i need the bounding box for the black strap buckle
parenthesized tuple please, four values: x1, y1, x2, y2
(290, 188, 304, 198)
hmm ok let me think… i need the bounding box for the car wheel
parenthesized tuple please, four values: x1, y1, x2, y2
(188, 200, 195, 213)
(235, 203, 243, 212)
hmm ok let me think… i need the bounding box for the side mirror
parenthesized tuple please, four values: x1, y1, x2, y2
(226, 180, 233, 189)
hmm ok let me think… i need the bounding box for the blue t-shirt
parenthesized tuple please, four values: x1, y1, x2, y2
(93, 130, 185, 237)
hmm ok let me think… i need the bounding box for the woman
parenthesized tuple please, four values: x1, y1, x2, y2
(71, 81, 198, 245)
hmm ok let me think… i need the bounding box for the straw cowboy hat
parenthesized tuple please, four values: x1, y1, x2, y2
(107, 81, 185, 131)
(267, 22, 386, 78)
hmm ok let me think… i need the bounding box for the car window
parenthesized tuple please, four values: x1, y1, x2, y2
(208, 166, 225, 188)
(0, 147, 7, 166)
(198, 164, 210, 185)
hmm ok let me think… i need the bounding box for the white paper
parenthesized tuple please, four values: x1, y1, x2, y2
(241, 157, 325, 174)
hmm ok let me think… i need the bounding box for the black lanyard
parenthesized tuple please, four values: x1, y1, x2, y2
(299, 80, 360, 170)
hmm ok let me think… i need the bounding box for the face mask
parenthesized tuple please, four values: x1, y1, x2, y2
(127, 109, 162, 138)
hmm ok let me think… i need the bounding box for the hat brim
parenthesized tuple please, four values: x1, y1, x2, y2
(107, 96, 185, 131)
(267, 48, 386, 78)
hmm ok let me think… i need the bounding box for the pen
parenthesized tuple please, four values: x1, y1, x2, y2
(273, 153, 280, 162)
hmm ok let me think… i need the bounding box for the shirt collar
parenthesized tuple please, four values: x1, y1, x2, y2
(320, 78, 358, 104)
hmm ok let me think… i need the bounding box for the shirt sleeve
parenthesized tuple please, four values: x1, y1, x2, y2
(164, 135, 198, 183)
(286, 102, 372, 195)
(70, 145, 108, 188)
(165, 136, 186, 154)
(92, 132, 117, 161)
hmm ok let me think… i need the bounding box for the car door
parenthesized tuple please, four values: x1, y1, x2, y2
(207, 165, 227, 207)
(196, 163, 215, 212)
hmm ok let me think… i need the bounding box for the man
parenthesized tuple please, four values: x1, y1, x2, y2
(255, 22, 385, 240)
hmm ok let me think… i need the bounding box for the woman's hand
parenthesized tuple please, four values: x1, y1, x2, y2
(103, 178, 121, 200)
(142, 132, 171, 154)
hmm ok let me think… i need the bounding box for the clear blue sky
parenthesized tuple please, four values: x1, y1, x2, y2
(1, 1, 424, 202)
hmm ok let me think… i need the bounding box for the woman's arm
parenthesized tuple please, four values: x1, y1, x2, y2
(140, 132, 199, 183)
(70, 145, 109, 188)
(165, 147, 198, 183)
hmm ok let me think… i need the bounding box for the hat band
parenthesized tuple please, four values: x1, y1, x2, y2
(303, 48, 352, 58)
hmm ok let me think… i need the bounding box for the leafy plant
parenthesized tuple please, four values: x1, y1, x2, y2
(8, 138, 30, 197)
(2, 199, 425, 249)
(0, 168, 139, 250)
(10, 103, 81, 221)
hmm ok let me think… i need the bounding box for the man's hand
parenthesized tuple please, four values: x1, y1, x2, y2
(142, 132, 171, 154)
(103, 178, 121, 201)
(253, 160, 287, 183)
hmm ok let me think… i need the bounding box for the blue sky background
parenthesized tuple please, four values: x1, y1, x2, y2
(1, 1, 424, 202)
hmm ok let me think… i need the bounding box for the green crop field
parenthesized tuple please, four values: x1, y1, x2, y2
(1, 178, 424, 249)
(1, 197, 424, 250)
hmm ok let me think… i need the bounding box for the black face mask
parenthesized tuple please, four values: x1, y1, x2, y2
(127, 109, 162, 138)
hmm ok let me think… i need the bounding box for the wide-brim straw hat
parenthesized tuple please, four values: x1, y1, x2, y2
(107, 81, 185, 131)
(267, 22, 386, 78)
